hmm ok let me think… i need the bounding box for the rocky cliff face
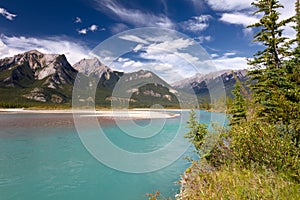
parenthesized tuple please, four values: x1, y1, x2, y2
(73, 58, 123, 89)
(0, 50, 77, 103)
(0, 50, 77, 88)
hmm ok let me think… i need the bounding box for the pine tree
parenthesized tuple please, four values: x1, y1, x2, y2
(247, 0, 293, 122)
(229, 73, 247, 125)
(248, 0, 292, 68)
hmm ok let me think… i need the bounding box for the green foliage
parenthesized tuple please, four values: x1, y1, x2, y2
(247, 0, 295, 124)
(184, 110, 208, 152)
(246, 0, 300, 148)
(248, 0, 292, 68)
(178, 163, 300, 200)
(292, 0, 300, 58)
(230, 120, 300, 181)
(229, 73, 247, 125)
(177, 1, 300, 199)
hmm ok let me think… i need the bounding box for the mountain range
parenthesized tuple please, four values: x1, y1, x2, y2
(0, 50, 249, 108)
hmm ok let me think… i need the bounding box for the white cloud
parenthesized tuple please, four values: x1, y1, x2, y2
(133, 44, 144, 52)
(147, 38, 195, 53)
(0, 35, 90, 65)
(78, 28, 88, 34)
(213, 57, 249, 70)
(210, 53, 219, 58)
(195, 35, 212, 43)
(119, 35, 149, 44)
(220, 12, 258, 27)
(205, 0, 253, 11)
(93, 0, 174, 28)
(223, 52, 236, 57)
(75, 17, 82, 23)
(181, 15, 211, 32)
(212, 52, 250, 70)
(89, 24, 98, 32)
(117, 34, 215, 80)
(279, 0, 296, 21)
(121, 60, 144, 69)
(77, 24, 101, 34)
(218, 1, 296, 39)
(117, 57, 130, 62)
(154, 63, 172, 71)
(114, 56, 197, 82)
(279, 0, 297, 40)
(0, 7, 17, 20)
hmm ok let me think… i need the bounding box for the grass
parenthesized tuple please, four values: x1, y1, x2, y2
(177, 163, 300, 200)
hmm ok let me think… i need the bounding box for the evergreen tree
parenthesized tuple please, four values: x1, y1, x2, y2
(229, 73, 247, 125)
(185, 110, 208, 152)
(248, 0, 292, 68)
(247, 0, 293, 122)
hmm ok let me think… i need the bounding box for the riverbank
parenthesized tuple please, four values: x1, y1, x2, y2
(0, 108, 180, 119)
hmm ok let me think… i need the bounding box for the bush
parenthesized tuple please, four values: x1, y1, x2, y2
(229, 120, 300, 181)
(177, 163, 300, 200)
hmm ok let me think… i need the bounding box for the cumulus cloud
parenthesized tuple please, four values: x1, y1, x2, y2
(0, 7, 17, 20)
(89, 24, 98, 32)
(108, 33, 216, 82)
(77, 24, 101, 34)
(93, 0, 174, 28)
(115, 35, 215, 82)
(216, 1, 296, 39)
(212, 52, 250, 70)
(75, 17, 82, 23)
(78, 28, 88, 34)
(0, 35, 90, 65)
(220, 12, 258, 27)
(205, 0, 253, 11)
(213, 56, 249, 70)
(210, 53, 219, 58)
(181, 15, 211, 32)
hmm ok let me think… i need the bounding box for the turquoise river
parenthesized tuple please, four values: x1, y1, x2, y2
(0, 110, 226, 200)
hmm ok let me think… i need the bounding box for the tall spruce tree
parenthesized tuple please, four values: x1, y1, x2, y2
(247, 0, 293, 122)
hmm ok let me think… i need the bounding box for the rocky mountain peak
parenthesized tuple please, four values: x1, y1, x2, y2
(0, 50, 77, 89)
(73, 57, 112, 78)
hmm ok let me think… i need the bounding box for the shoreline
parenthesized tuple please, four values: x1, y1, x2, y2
(0, 108, 180, 119)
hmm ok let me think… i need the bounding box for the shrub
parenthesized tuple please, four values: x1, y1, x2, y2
(177, 163, 300, 200)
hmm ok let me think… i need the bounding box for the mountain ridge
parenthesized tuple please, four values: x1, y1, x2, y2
(0, 50, 248, 108)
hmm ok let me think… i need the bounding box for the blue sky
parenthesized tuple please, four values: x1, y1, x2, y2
(0, 0, 296, 79)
